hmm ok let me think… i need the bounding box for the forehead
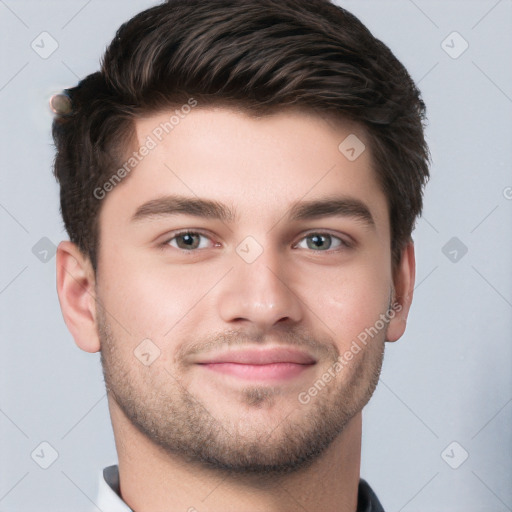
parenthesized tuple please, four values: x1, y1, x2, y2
(100, 106, 389, 233)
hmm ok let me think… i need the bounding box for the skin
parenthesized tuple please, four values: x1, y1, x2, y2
(56, 107, 415, 512)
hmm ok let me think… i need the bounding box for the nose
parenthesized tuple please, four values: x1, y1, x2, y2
(216, 241, 304, 332)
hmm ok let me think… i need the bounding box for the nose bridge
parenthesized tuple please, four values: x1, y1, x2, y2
(217, 235, 303, 329)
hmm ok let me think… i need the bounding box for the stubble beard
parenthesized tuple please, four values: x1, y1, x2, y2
(98, 307, 385, 478)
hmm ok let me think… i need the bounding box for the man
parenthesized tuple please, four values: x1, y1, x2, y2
(52, 0, 429, 510)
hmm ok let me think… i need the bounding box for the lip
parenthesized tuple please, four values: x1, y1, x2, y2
(196, 348, 317, 365)
(196, 348, 316, 381)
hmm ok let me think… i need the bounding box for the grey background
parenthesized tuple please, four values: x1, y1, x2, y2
(1, 0, 511, 510)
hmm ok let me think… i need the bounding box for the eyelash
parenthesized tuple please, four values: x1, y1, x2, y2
(161, 230, 352, 253)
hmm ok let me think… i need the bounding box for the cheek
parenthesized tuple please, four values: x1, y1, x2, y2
(98, 251, 216, 342)
(306, 258, 392, 346)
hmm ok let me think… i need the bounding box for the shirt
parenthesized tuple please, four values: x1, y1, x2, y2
(96, 464, 385, 511)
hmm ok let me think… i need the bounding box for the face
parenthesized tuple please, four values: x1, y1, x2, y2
(95, 107, 396, 475)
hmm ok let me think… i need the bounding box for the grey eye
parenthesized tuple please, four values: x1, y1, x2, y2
(296, 233, 344, 251)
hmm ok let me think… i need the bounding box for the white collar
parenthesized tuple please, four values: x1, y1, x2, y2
(96, 464, 383, 512)
(96, 465, 132, 512)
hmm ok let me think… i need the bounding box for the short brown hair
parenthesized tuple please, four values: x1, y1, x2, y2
(52, 0, 430, 273)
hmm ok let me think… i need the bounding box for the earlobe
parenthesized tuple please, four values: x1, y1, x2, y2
(56, 241, 100, 353)
(386, 241, 416, 343)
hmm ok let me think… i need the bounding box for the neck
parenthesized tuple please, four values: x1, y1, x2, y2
(109, 399, 362, 512)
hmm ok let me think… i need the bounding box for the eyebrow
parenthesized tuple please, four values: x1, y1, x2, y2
(131, 194, 375, 229)
(287, 196, 375, 228)
(132, 195, 236, 223)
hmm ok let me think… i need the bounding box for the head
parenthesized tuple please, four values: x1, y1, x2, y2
(54, 0, 429, 477)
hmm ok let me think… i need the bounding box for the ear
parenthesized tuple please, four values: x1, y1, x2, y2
(56, 241, 100, 353)
(386, 241, 416, 343)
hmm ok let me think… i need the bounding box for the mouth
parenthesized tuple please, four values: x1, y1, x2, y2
(196, 348, 317, 381)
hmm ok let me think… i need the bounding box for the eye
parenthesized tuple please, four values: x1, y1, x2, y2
(294, 232, 350, 251)
(162, 230, 351, 253)
(165, 231, 216, 251)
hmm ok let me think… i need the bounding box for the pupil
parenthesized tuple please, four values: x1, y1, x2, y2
(181, 234, 196, 247)
(311, 234, 328, 249)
